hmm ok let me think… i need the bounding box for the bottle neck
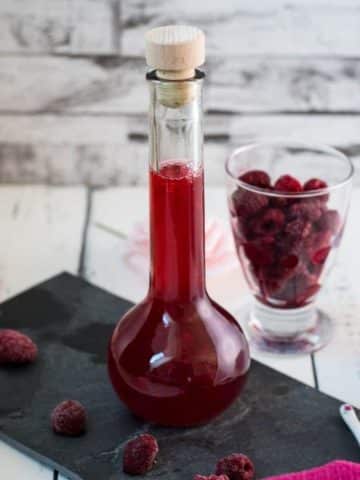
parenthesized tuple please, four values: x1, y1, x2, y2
(147, 71, 206, 302)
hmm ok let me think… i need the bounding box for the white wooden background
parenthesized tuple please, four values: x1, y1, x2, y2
(0, 0, 360, 185)
(0, 1, 360, 479)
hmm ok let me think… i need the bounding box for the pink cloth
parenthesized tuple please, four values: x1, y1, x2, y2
(265, 461, 360, 480)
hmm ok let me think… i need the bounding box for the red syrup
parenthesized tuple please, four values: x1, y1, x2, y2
(108, 162, 250, 426)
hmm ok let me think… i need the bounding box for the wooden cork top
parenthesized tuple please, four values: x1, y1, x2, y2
(145, 25, 205, 80)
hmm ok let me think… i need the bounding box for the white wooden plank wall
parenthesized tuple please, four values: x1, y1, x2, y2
(0, 114, 359, 186)
(0, 0, 118, 54)
(0, 57, 360, 115)
(0, 0, 359, 185)
(121, 0, 360, 56)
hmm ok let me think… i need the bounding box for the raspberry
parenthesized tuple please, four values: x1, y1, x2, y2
(280, 254, 299, 269)
(194, 476, 229, 480)
(252, 208, 285, 236)
(285, 218, 312, 239)
(269, 189, 289, 208)
(312, 246, 331, 264)
(304, 178, 328, 191)
(304, 178, 329, 202)
(306, 230, 333, 266)
(239, 170, 271, 189)
(123, 434, 159, 475)
(262, 257, 301, 297)
(216, 453, 255, 480)
(232, 189, 268, 218)
(0, 329, 38, 365)
(230, 170, 337, 309)
(276, 272, 316, 306)
(260, 235, 276, 247)
(288, 200, 323, 222)
(274, 175, 302, 193)
(317, 209, 341, 234)
(306, 230, 332, 248)
(51, 400, 87, 436)
(243, 242, 273, 266)
(258, 268, 288, 297)
(277, 234, 303, 258)
(308, 261, 324, 276)
(294, 276, 320, 305)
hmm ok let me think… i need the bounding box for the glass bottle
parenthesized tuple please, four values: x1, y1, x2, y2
(108, 26, 250, 426)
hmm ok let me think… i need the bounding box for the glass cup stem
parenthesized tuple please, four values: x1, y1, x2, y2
(251, 300, 317, 339)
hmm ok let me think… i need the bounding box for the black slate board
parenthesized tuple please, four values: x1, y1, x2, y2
(0, 272, 358, 480)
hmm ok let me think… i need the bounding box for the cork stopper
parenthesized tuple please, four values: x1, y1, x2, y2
(145, 26, 205, 108)
(145, 25, 205, 80)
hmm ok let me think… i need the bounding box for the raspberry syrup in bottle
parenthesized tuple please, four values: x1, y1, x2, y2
(108, 26, 250, 426)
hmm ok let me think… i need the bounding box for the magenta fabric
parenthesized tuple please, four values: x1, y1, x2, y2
(264, 461, 360, 480)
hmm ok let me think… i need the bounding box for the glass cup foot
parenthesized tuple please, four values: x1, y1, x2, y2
(242, 302, 333, 355)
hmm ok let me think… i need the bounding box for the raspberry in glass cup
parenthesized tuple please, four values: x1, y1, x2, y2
(226, 141, 353, 354)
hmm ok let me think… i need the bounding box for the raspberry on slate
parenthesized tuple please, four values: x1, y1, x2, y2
(51, 400, 87, 436)
(194, 475, 229, 480)
(216, 453, 255, 480)
(0, 329, 38, 365)
(274, 174, 302, 193)
(239, 170, 271, 189)
(231, 189, 268, 218)
(123, 433, 159, 475)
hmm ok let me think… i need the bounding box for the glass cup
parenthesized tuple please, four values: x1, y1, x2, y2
(225, 140, 353, 354)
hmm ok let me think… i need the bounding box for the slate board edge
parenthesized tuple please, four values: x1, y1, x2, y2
(0, 430, 83, 480)
(1, 270, 127, 308)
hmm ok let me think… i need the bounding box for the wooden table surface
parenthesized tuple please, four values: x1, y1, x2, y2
(0, 185, 359, 479)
